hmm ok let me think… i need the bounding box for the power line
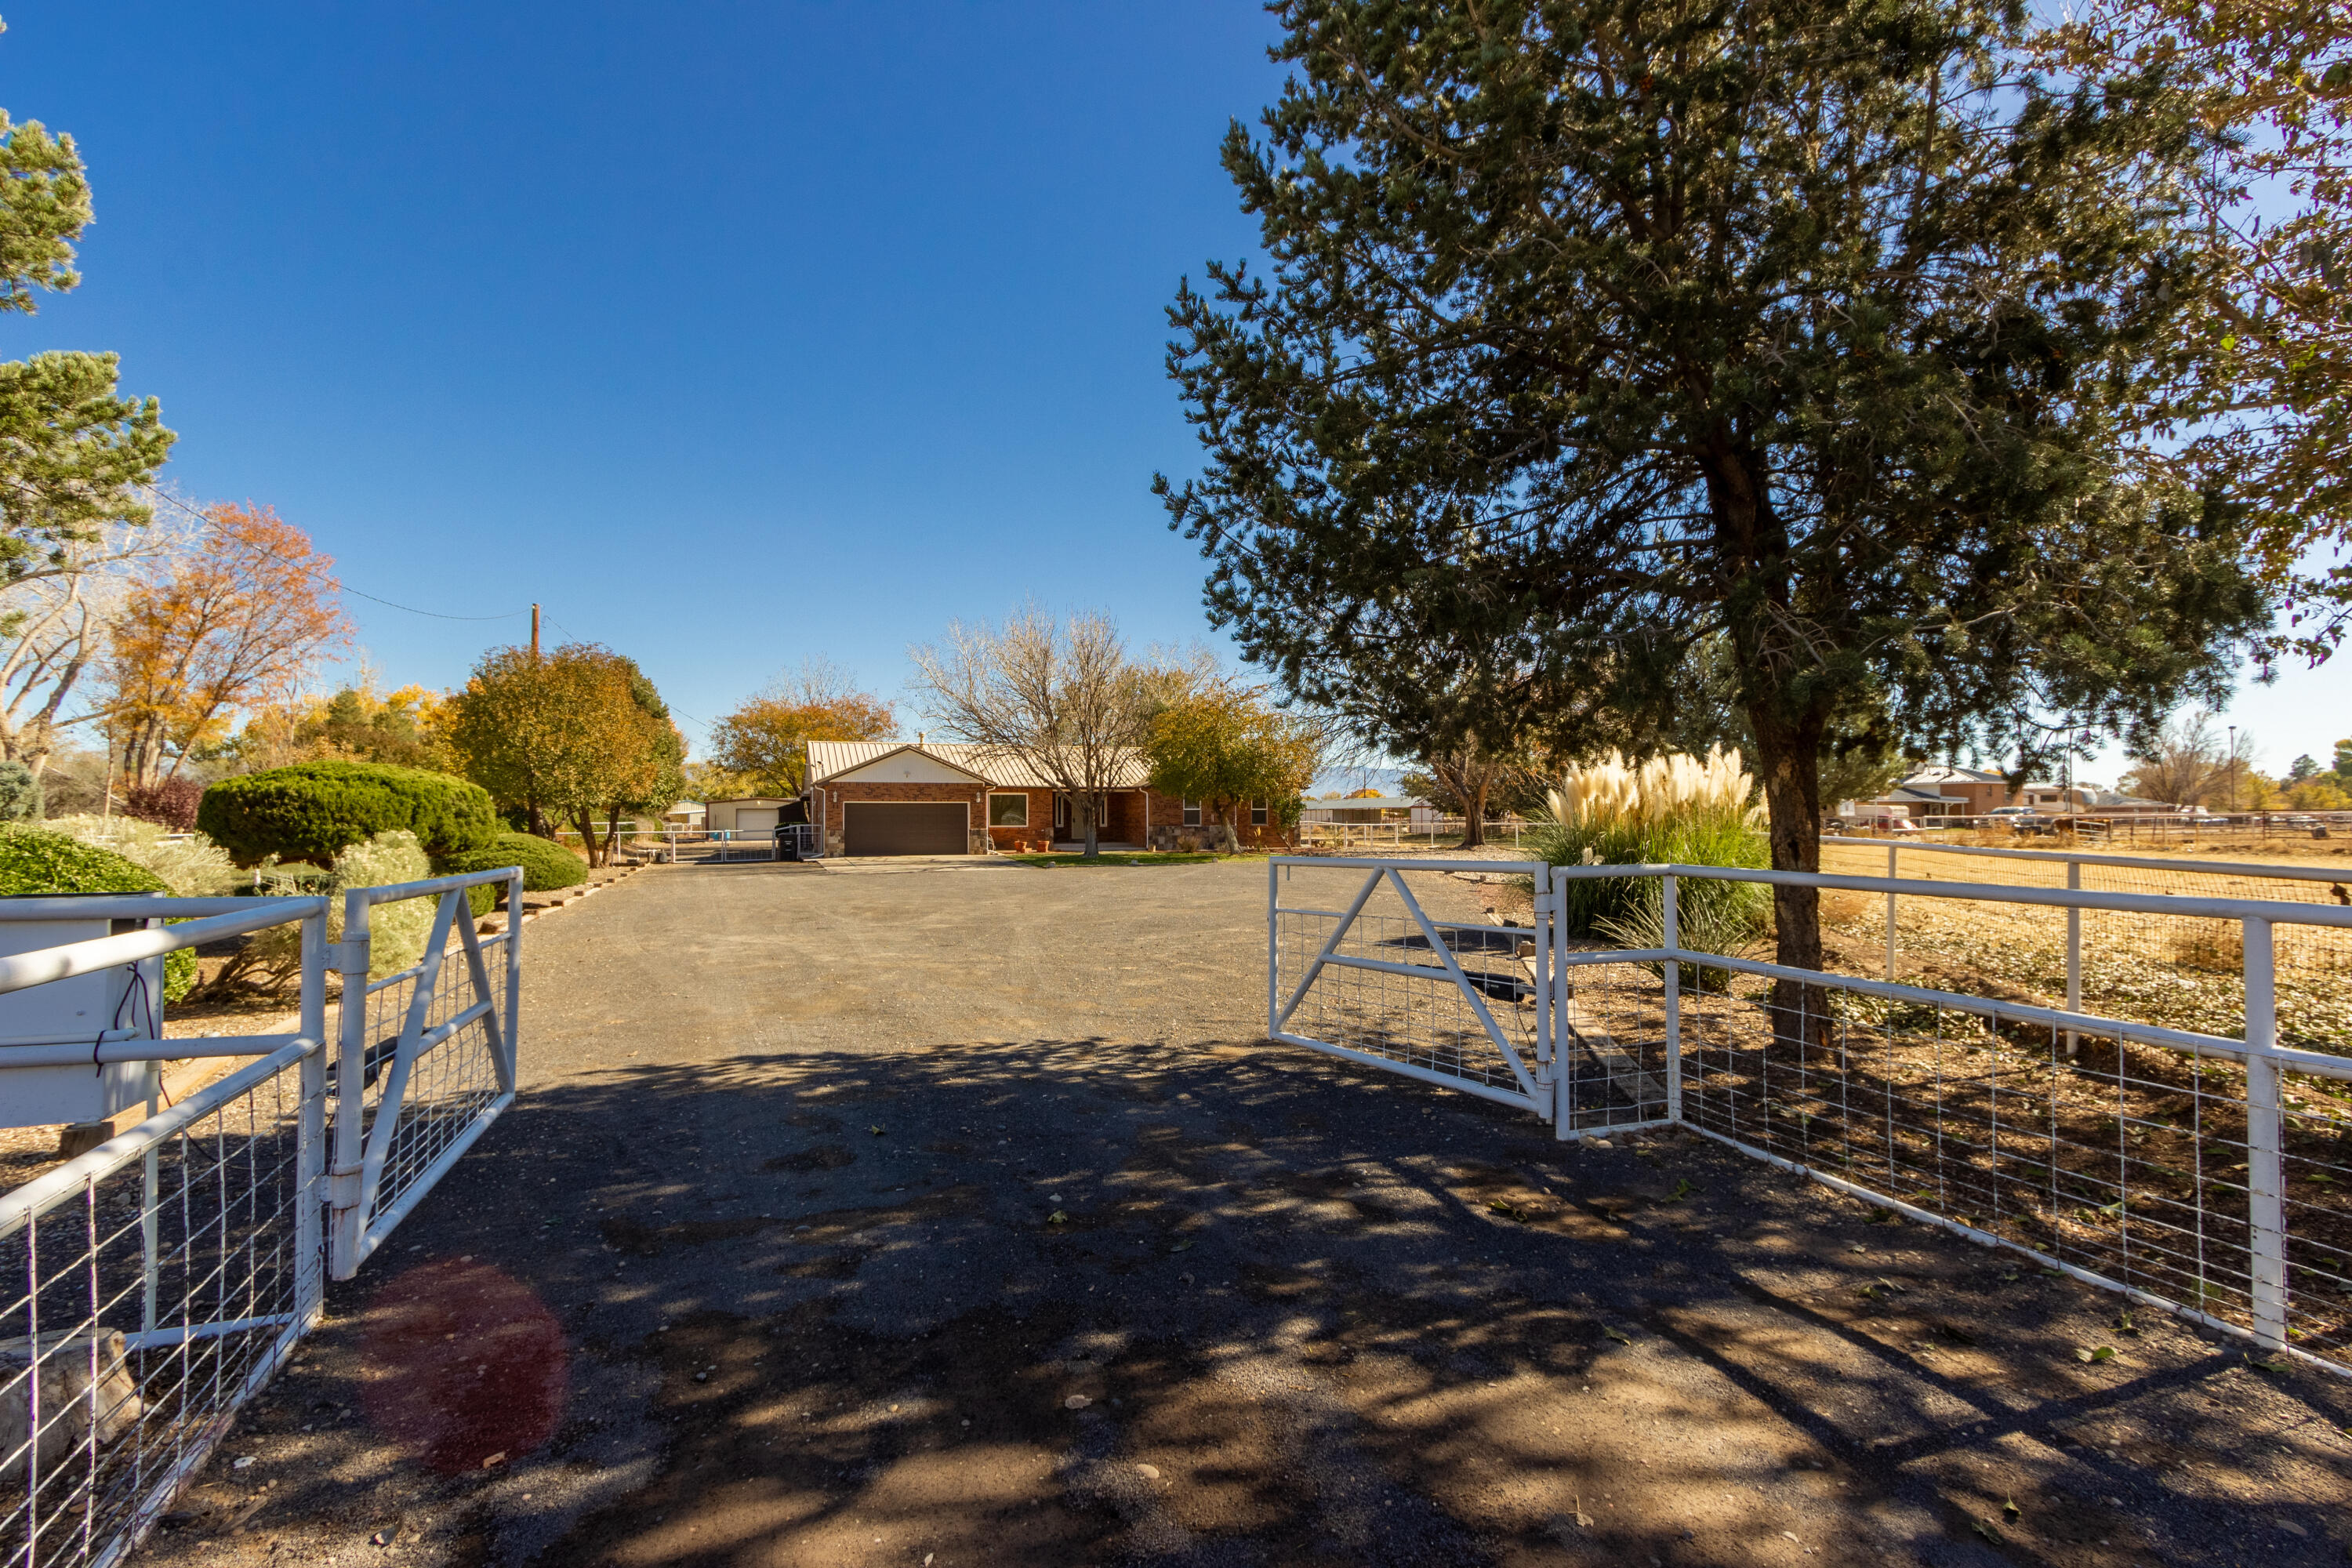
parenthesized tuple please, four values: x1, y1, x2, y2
(146, 491, 532, 622)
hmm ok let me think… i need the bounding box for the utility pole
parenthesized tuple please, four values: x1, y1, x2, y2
(531, 603, 541, 659)
(2227, 723, 2238, 812)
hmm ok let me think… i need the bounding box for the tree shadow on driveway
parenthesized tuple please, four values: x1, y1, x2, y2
(144, 1037, 2352, 1568)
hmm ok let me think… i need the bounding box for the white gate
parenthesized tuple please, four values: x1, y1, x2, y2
(1269, 857, 1677, 1137)
(328, 869, 523, 1279)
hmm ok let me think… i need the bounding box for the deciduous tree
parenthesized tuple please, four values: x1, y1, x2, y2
(2042, 0, 2352, 656)
(707, 658, 895, 797)
(1144, 683, 1321, 851)
(444, 642, 682, 866)
(1159, 0, 2270, 1014)
(105, 504, 351, 786)
(910, 608, 1196, 859)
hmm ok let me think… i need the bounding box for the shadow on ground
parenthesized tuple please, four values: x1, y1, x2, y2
(146, 1036, 2352, 1568)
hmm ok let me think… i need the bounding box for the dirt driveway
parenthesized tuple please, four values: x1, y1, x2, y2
(145, 858, 2350, 1567)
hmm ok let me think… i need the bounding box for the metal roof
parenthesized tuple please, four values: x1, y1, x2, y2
(805, 739, 1152, 790)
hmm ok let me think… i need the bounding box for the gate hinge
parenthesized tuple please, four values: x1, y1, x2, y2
(1531, 894, 1557, 914)
(328, 1163, 364, 1207)
(333, 937, 370, 972)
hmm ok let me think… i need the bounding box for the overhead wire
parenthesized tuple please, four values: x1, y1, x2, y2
(144, 490, 532, 622)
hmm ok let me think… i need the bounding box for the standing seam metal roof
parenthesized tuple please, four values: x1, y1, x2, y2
(805, 740, 1151, 790)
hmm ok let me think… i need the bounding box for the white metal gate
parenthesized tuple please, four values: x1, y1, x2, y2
(1269, 857, 1677, 1137)
(328, 871, 522, 1279)
(0, 865, 524, 1568)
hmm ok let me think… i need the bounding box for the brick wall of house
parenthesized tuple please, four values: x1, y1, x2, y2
(983, 788, 1056, 851)
(819, 780, 989, 855)
(1142, 790, 1287, 851)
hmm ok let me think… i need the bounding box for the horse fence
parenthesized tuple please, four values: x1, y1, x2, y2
(1271, 857, 2352, 1375)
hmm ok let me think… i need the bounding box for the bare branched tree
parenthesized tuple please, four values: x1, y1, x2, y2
(909, 607, 1184, 859)
(2122, 710, 2239, 808)
(0, 494, 190, 775)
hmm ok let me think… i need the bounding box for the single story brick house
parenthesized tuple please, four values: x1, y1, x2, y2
(803, 739, 1288, 857)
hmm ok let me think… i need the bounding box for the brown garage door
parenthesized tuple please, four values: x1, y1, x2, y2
(844, 803, 968, 856)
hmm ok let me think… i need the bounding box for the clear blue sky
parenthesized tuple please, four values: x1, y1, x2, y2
(0, 2, 1287, 753)
(1, 2, 2337, 777)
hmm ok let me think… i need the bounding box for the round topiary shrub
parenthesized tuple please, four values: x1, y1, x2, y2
(434, 832, 587, 898)
(197, 762, 499, 867)
(0, 825, 198, 1001)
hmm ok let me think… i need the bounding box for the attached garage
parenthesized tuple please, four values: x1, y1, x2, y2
(844, 802, 969, 857)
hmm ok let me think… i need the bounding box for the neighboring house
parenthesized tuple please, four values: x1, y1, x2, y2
(664, 800, 706, 829)
(1895, 764, 2013, 815)
(1846, 783, 1955, 821)
(706, 797, 798, 835)
(803, 739, 1288, 857)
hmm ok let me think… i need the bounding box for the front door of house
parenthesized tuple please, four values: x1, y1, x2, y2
(1054, 792, 1069, 842)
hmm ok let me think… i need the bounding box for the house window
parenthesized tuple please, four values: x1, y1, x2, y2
(1182, 799, 1201, 827)
(1250, 800, 1269, 826)
(988, 793, 1029, 828)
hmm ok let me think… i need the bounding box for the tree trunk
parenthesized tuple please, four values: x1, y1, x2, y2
(1460, 774, 1490, 849)
(1748, 702, 1828, 1047)
(1080, 793, 1099, 859)
(574, 808, 603, 868)
(1218, 800, 1241, 855)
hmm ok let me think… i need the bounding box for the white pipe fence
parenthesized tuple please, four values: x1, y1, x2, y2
(0, 866, 522, 1568)
(1270, 855, 2352, 1376)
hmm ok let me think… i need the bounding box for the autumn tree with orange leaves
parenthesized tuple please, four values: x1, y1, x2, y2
(106, 504, 351, 786)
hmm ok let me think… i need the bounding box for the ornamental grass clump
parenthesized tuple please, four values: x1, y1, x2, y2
(1525, 748, 1770, 977)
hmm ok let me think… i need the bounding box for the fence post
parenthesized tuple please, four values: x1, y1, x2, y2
(504, 869, 524, 1082)
(1663, 873, 1682, 1124)
(2242, 916, 2287, 1348)
(1553, 865, 1573, 1141)
(1884, 843, 1898, 981)
(2065, 861, 2082, 1059)
(296, 903, 328, 1319)
(1532, 865, 1554, 1083)
(1265, 859, 1279, 1040)
(328, 891, 372, 1281)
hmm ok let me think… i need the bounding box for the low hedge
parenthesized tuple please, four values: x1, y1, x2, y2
(434, 833, 588, 898)
(0, 826, 197, 1001)
(197, 762, 499, 866)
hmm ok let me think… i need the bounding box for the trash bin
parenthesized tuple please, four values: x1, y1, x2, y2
(775, 823, 800, 862)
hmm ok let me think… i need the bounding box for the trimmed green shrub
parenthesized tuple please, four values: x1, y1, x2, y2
(435, 832, 587, 901)
(0, 825, 198, 1001)
(197, 761, 498, 866)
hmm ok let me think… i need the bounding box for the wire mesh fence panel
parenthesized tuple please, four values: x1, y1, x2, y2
(1815, 840, 2352, 1056)
(0, 1045, 321, 1568)
(1556, 955, 1672, 1133)
(1271, 862, 1546, 1112)
(1675, 963, 2352, 1362)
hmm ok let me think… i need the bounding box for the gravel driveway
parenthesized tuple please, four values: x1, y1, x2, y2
(143, 858, 2352, 1567)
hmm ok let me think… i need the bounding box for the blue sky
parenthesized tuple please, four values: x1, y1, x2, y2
(1, 2, 1287, 752)
(0, 2, 2339, 781)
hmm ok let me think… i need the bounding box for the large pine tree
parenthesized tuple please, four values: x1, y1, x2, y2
(1158, 0, 2270, 988)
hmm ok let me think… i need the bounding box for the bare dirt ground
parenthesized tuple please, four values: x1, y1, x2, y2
(138, 858, 2352, 1568)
